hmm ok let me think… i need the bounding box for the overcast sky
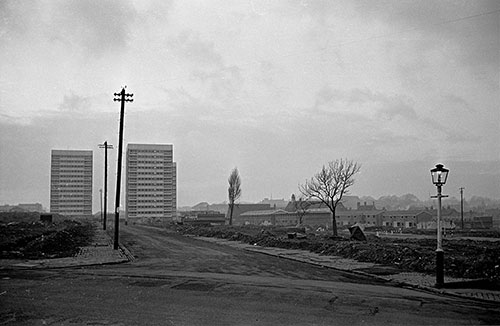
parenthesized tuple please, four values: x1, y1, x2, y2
(1, 0, 499, 211)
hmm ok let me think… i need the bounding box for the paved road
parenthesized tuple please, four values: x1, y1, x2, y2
(1, 224, 499, 325)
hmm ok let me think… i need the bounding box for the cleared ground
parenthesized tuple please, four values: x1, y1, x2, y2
(1, 224, 499, 325)
(174, 224, 500, 280)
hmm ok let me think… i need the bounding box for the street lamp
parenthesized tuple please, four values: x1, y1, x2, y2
(430, 163, 449, 288)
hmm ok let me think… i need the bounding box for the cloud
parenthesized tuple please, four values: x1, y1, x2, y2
(0, 113, 32, 125)
(356, 0, 500, 68)
(0, 0, 138, 57)
(136, 0, 174, 22)
(0, 1, 40, 39)
(192, 66, 243, 103)
(313, 87, 418, 121)
(312, 87, 476, 142)
(168, 30, 223, 67)
(165, 30, 245, 105)
(0, 0, 496, 207)
(50, 0, 137, 57)
(0, 112, 113, 207)
(308, 86, 482, 157)
(377, 102, 418, 121)
(443, 94, 474, 113)
(292, 1, 499, 89)
(57, 93, 92, 112)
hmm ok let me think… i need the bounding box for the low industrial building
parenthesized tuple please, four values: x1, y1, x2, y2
(383, 210, 433, 228)
(182, 211, 226, 226)
(227, 195, 498, 231)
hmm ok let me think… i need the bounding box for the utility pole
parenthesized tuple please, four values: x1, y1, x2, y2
(460, 187, 465, 230)
(98, 141, 113, 231)
(113, 87, 133, 250)
(99, 188, 103, 225)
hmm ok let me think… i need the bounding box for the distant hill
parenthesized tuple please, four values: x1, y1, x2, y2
(187, 202, 228, 214)
(191, 202, 210, 211)
(365, 194, 500, 211)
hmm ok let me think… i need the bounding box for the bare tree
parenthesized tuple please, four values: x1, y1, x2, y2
(228, 167, 242, 226)
(295, 197, 311, 226)
(299, 159, 361, 236)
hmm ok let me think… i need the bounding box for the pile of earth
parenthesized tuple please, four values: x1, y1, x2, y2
(0, 211, 67, 224)
(0, 220, 95, 259)
(174, 224, 500, 281)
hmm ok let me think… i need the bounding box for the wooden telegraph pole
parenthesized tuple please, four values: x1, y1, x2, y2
(98, 141, 113, 230)
(113, 88, 133, 250)
(460, 187, 465, 230)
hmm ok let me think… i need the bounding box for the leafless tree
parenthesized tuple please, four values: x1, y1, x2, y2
(228, 167, 242, 226)
(295, 197, 311, 226)
(299, 159, 361, 236)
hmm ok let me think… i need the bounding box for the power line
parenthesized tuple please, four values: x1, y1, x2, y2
(292, 7, 500, 58)
(434, 8, 500, 26)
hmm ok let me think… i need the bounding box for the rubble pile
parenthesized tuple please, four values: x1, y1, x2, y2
(0, 221, 94, 259)
(176, 225, 500, 281)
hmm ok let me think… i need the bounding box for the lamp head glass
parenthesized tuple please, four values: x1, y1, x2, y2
(430, 164, 449, 186)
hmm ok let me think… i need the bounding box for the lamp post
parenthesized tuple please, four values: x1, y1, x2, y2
(430, 163, 449, 288)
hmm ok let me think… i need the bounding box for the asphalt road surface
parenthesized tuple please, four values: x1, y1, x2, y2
(1, 224, 500, 325)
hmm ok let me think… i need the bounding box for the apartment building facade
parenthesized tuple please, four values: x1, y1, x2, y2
(50, 150, 93, 218)
(125, 144, 177, 224)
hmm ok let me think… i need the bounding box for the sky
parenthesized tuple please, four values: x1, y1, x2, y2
(0, 0, 499, 211)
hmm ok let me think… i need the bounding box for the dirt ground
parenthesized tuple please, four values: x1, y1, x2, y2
(3, 224, 500, 325)
(173, 224, 500, 281)
(1, 216, 498, 281)
(0, 220, 94, 259)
